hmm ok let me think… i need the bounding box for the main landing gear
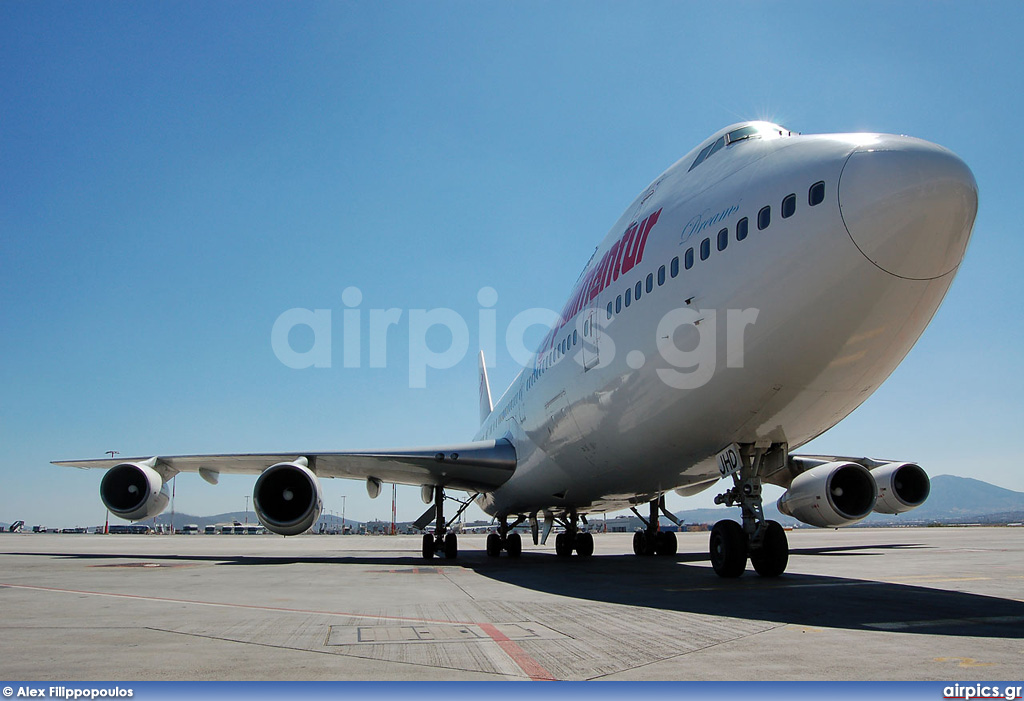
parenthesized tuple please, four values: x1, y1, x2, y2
(485, 516, 524, 558)
(545, 509, 594, 558)
(711, 444, 789, 578)
(420, 486, 477, 560)
(630, 495, 679, 557)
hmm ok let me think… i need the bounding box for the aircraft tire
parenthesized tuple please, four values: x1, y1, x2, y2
(444, 532, 458, 559)
(575, 531, 594, 557)
(750, 520, 789, 577)
(422, 533, 435, 559)
(505, 532, 522, 558)
(656, 530, 678, 556)
(632, 531, 649, 556)
(555, 532, 573, 557)
(709, 520, 747, 577)
(486, 532, 502, 557)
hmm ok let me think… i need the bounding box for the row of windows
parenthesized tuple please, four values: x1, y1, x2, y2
(604, 180, 826, 321)
(526, 179, 827, 387)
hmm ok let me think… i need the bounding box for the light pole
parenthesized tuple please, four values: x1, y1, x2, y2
(341, 496, 346, 536)
(244, 495, 250, 524)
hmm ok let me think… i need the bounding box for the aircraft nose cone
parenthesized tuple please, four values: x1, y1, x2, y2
(838, 136, 978, 280)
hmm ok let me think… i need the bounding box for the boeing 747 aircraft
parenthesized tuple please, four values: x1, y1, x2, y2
(56, 121, 978, 577)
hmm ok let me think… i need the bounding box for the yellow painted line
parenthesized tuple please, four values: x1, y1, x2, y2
(867, 615, 1024, 631)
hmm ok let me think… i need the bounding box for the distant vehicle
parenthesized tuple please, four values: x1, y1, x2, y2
(180, 524, 199, 534)
(203, 525, 216, 535)
(32, 525, 45, 533)
(8, 520, 25, 533)
(107, 524, 151, 534)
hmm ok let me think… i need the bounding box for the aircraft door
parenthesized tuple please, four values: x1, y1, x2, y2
(582, 306, 600, 371)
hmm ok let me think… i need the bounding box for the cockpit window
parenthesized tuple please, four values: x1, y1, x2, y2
(688, 141, 716, 172)
(726, 125, 760, 144)
(688, 122, 792, 173)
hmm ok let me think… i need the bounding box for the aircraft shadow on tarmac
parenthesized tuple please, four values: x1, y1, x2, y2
(10, 541, 1024, 639)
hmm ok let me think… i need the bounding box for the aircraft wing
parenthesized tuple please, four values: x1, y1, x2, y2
(53, 438, 517, 493)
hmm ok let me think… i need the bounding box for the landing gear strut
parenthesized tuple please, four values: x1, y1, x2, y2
(630, 495, 678, 557)
(421, 486, 476, 560)
(711, 444, 789, 578)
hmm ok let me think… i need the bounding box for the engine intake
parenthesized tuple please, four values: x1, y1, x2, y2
(253, 460, 322, 536)
(872, 462, 930, 514)
(777, 461, 877, 528)
(100, 462, 170, 522)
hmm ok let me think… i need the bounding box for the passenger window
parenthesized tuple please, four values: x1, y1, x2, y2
(646, 273, 654, 293)
(809, 181, 825, 206)
(606, 303, 612, 320)
(616, 295, 622, 313)
(782, 194, 796, 218)
(572, 330, 577, 345)
(736, 217, 748, 241)
(700, 238, 710, 261)
(758, 206, 771, 230)
(670, 257, 679, 278)
(625, 288, 632, 307)
(684, 247, 694, 270)
(634, 280, 642, 301)
(717, 227, 728, 251)
(658, 265, 666, 286)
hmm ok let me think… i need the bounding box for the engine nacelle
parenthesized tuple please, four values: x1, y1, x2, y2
(777, 461, 877, 528)
(871, 462, 930, 514)
(100, 462, 170, 522)
(253, 460, 322, 536)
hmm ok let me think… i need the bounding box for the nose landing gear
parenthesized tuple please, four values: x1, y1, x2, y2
(711, 443, 790, 578)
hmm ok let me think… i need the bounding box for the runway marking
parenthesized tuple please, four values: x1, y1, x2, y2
(934, 657, 996, 668)
(866, 615, 1024, 631)
(889, 576, 992, 583)
(478, 622, 555, 681)
(0, 581, 556, 681)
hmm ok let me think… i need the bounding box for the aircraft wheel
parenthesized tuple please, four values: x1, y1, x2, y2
(632, 530, 650, 556)
(486, 532, 502, 557)
(422, 533, 435, 559)
(444, 532, 458, 559)
(656, 530, 678, 556)
(750, 520, 789, 577)
(709, 520, 747, 578)
(555, 532, 573, 557)
(505, 532, 522, 558)
(575, 531, 594, 557)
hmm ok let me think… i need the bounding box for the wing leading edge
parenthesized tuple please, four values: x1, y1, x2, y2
(53, 438, 517, 493)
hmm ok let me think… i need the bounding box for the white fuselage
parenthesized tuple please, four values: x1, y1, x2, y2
(474, 122, 977, 519)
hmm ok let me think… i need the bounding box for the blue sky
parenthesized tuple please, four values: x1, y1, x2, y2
(2, 2, 1022, 528)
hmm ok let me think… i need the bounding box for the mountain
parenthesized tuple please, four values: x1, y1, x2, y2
(672, 474, 1024, 526)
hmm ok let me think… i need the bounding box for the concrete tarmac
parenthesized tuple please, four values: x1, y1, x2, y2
(1, 527, 1022, 681)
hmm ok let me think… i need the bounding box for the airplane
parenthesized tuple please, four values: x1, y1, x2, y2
(55, 120, 978, 578)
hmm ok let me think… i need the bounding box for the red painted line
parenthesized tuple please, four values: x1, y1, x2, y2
(478, 622, 555, 681)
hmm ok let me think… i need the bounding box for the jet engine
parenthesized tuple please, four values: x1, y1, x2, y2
(253, 459, 322, 536)
(777, 461, 877, 528)
(871, 461, 930, 514)
(99, 462, 170, 521)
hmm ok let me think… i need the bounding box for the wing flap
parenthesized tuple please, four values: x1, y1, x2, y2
(53, 438, 517, 493)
